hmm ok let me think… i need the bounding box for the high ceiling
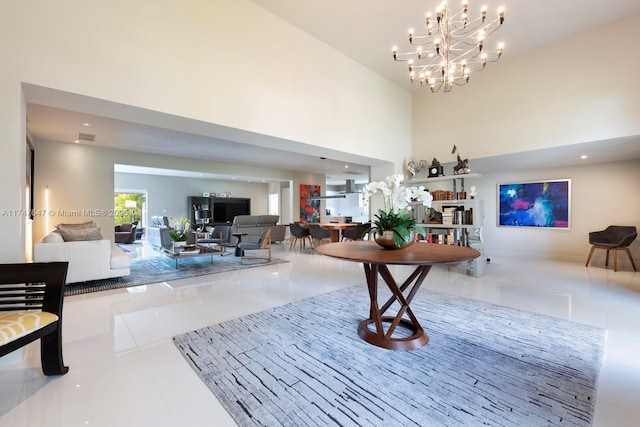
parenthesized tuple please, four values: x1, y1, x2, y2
(250, 0, 640, 90)
(26, 1, 640, 184)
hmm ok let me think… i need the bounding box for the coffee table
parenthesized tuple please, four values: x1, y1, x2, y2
(315, 241, 480, 350)
(162, 245, 223, 268)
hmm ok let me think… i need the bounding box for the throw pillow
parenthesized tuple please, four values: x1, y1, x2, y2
(57, 226, 103, 242)
(42, 231, 64, 243)
(57, 221, 96, 230)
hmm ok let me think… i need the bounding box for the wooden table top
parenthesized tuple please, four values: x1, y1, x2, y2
(302, 222, 360, 229)
(314, 241, 480, 266)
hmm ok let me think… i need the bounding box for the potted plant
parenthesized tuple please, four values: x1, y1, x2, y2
(362, 174, 432, 249)
(169, 218, 191, 249)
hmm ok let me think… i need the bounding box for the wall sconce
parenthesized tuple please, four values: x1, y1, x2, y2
(45, 185, 50, 232)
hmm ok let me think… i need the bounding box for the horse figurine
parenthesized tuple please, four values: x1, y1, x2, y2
(453, 154, 469, 175)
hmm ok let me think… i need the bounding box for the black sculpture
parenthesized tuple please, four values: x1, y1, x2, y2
(451, 145, 470, 175)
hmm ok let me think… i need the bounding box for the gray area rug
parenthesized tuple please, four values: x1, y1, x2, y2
(173, 286, 606, 427)
(65, 255, 288, 296)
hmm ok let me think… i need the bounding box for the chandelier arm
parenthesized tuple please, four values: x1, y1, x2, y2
(453, 79, 470, 87)
(429, 81, 444, 92)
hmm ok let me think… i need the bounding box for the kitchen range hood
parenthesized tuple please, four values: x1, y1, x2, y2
(308, 180, 359, 200)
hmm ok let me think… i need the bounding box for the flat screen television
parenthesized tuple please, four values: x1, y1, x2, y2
(212, 198, 251, 223)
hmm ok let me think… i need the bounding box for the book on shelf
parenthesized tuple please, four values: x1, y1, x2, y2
(431, 190, 455, 201)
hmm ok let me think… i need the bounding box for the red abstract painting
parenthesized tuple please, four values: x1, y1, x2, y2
(300, 184, 321, 222)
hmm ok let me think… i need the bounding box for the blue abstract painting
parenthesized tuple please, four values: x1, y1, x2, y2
(498, 180, 570, 228)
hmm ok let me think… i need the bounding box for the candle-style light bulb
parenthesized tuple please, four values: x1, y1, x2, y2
(408, 28, 414, 43)
(392, 46, 398, 60)
(498, 7, 505, 24)
(477, 30, 485, 52)
(481, 5, 487, 23)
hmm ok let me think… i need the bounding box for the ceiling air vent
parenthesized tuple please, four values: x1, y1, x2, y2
(77, 132, 96, 142)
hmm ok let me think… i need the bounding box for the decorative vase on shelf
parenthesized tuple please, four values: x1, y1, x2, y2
(374, 229, 416, 250)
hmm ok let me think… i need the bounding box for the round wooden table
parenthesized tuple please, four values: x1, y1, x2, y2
(315, 241, 480, 350)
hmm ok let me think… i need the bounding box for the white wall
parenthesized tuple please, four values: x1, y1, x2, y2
(115, 173, 270, 222)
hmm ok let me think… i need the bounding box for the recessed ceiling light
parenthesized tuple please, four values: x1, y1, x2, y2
(74, 140, 79, 143)
(345, 165, 349, 169)
(580, 155, 588, 159)
(82, 123, 91, 127)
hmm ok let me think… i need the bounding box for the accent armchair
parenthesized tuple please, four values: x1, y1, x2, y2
(237, 228, 271, 264)
(585, 225, 637, 272)
(197, 225, 232, 255)
(114, 223, 137, 244)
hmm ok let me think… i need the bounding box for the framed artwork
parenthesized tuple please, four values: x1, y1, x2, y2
(497, 179, 570, 229)
(300, 184, 321, 222)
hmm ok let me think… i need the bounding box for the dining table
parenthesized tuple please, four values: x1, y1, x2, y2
(315, 241, 481, 350)
(315, 222, 360, 242)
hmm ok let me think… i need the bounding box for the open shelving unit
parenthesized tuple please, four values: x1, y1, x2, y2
(410, 173, 487, 277)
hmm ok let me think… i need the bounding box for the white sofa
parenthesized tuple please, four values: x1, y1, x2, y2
(34, 236, 131, 284)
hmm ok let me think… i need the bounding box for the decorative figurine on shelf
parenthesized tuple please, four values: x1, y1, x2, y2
(428, 158, 444, 177)
(451, 145, 470, 175)
(407, 159, 428, 178)
(469, 186, 478, 199)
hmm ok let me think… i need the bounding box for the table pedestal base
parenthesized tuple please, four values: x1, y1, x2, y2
(358, 316, 428, 350)
(361, 263, 432, 351)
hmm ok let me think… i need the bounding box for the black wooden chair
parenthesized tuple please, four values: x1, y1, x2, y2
(585, 225, 637, 272)
(0, 262, 69, 375)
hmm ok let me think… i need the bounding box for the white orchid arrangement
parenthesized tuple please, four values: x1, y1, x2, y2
(362, 174, 433, 247)
(169, 217, 191, 242)
(362, 174, 433, 213)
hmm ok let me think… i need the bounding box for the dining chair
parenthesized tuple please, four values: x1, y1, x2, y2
(308, 224, 332, 247)
(341, 222, 372, 241)
(289, 222, 312, 251)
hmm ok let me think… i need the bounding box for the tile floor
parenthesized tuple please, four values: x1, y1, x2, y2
(1, 241, 639, 427)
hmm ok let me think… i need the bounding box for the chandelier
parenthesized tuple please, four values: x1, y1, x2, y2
(392, 1, 505, 93)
